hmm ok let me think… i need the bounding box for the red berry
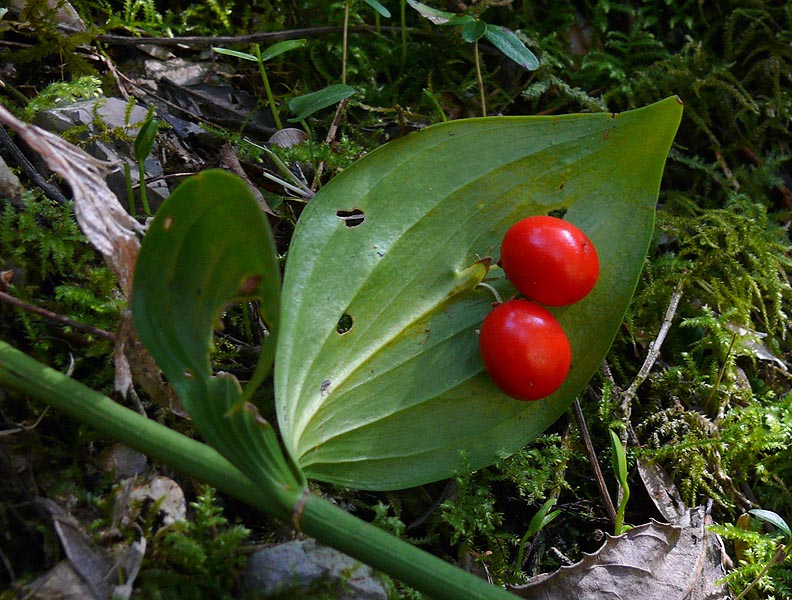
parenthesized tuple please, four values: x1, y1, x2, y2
(500, 216, 599, 306)
(478, 299, 572, 401)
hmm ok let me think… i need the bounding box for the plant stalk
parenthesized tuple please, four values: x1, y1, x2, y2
(0, 342, 519, 599)
(253, 44, 283, 130)
(475, 39, 487, 117)
(342, 0, 351, 85)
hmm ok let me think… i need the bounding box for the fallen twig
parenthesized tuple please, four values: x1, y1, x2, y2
(573, 396, 619, 526)
(0, 290, 115, 342)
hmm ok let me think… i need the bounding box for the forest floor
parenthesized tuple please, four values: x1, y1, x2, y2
(1, 2, 792, 599)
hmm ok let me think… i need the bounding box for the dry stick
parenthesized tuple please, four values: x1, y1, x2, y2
(312, 97, 350, 189)
(572, 396, 619, 526)
(0, 290, 115, 342)
(0, 126, 68, 205)
(620, 283, 684, 422)
(0, 405, 50, 437)
(57, 24, 403, 48)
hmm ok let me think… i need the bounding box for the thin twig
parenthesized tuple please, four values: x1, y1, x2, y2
(0, 290, 115, 342)
(0, 405, 50, 437)
(474, 39, 487, 117)
(620, 283, 683, 414)
(0, 125, 68, 205)
(312, 97, 351, 187)
(219, 143, 276, 215)
(56, 24, 403, 47)
(573, 397, 618, 526)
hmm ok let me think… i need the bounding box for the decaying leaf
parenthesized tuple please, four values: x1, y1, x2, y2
(35, 498, 145, 600)
(511, 507, 732, 600)
(0, 106, 176, 405)
(637, 458, 687, 523)
(124, 475, 187, 528)
(114, 312, 185, 413)
(0, 105, 143, 296)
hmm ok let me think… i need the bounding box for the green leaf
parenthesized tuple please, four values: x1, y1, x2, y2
(133, 116, 159, 163)
(132, 170, 304, 492)
(750, 509, 792, 539)
(212, 47, 258, 62)
(363, 0, 391, 18)
(609, 429, 629, 488)
(276, 97, 683, 490)
(406, 0, 456, 24)
(484, 24, 539, 70)
(259, 39, 307, 62)
(288, 84, 358, 122)
(461, 19, 486, 43)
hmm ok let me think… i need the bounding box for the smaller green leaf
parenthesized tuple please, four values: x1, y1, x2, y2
(750, 509, 792, 539)
(528, 497, 559, 538)
(407, 0, 455, 24)
(483, 24, 539, 70)
(461, 19, 486, 43)
(609, 429, 628, 488)
(133, 116, 159, 163)
(213, 47, 258, 62)
(363, 0, 391, 18)
(288, 84, 358, 122)
(259, 39, 307, 62)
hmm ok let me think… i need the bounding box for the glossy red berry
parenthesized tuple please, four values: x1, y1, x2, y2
(478, 299, 572, 401)
(500, 216, 599, 306)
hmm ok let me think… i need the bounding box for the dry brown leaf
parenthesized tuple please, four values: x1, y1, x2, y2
(511, 507, 732, 600)
(0, 105, 143, 297)
(35, 498, 145, 600)
(637, 458, 687, 523)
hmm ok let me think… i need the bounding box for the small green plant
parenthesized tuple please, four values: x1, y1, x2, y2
(22, 75, 103, 120)
(213, 40, 308, 130)
(131, 112, 158, 216)
(711, 509, 792, 600)
(134, 485, 250, 600)
(609, 429, 630, 535)
(407, 0, 539, 115)
(514, 497, 561, 573)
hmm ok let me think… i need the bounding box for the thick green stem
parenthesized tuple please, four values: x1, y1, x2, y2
(0, 341, 294, 522)
(299, 493, 518, 600)
(0, 342, 519, 599)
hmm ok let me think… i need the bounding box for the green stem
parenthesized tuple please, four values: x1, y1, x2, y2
(474, 39, 487, 117)
(400, 0, 407, 68)
(124, 162, 136, 216)
(299, 493, 518, 600)
(299, 119, 316, 179)
(0, 341, 520, 599)
(0, 340, 292, 521)
(137, 159, 152, 216)
(342, 0, 350, 85)
(253, 44, 283, 130)
(614, 483, 630, 535)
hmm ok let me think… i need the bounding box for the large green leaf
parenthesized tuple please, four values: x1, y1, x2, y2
(132, 170, 304, 494)
(276, 98, 683, 491)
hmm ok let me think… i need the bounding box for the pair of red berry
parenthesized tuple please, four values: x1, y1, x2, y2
(478, 216, 599, 401)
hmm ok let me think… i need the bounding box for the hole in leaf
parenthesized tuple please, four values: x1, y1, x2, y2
(336, 313, 353, 334)
(547, 207, 568, 219)
(336, 209, 365, 228)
